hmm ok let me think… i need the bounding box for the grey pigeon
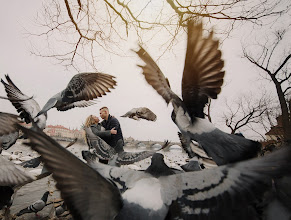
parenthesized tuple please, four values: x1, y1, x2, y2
(16, 191, 50, 217)
(0, 112, 21, 152)
(0, 155, 34, 186)
(55, 202, 68, 217)
(0, 112, 21, 135)
(84, 126, 168, 166)
(19, 126, 291, 220)
(121, 107, 157, 121)
(134, 21, 261, 166)
(1, 75, 47, 130)
(37, 72, 117, 116)
(0, 154, 35, 211)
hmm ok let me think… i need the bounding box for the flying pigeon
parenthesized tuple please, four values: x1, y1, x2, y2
(84, 126, 169, 166)
(121, 107, 157, 121)
(134, 21, 260, 165)
(1, 75, 47, 130)
(16, 191, 50, 217)
(19, 125, 291, 220)
(36, 72, 117, 116)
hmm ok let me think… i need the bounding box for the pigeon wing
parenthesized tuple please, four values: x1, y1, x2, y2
(62, 72, 116, 103)
(136, 107, 157, 121)
(0, 156, 34, 186)
(182, 21, 225, 119)
(135, 47, 180, 105)
(57, 100, 96, 111)
(1, 75, 41, 122)
(162, 146, 291, 219)
(20, 126, 123, 220)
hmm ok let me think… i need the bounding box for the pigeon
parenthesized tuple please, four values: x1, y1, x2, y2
(0, 112, 21, 136)
(121, 107, 157, 121)
(1, 74, 47, 130)
(0, 131, 19, 153)
(84, 126, 169, 166)
(20, 156, 41, 168)
(36, 72, 117, 116)
(19, 125, 291, 220)
(0, 155, 34, 186)
(0, 112, 22, 152)
(134, 21, 261, 166)
(55, 202, 68, 217)
(16, 191, 50, 217)
(180, 158, 202, 172)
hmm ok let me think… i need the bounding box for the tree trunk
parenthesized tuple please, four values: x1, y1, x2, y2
(273, 78, 291, 142)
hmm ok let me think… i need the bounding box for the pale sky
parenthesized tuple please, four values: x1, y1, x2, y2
(0, 1, 289, 142)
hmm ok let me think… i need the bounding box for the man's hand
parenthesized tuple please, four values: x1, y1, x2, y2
(110, 127, 117, 135)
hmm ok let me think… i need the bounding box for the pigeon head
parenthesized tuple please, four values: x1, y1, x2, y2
(145, 153, 175, 178)
(82, 150, 98, 163)
(41, 191, 50, 203)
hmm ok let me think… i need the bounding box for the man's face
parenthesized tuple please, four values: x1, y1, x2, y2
(100, 109, 108, 119)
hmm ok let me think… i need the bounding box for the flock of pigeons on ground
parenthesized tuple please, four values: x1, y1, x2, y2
(0, 20, 291, 220)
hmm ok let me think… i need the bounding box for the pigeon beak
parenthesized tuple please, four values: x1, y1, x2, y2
(37, 98, 58, 117)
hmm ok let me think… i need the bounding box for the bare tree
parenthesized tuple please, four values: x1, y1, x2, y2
(243, 30, 291, 142)
(222, 93, 275, 138)
(27, 0, 290, 70)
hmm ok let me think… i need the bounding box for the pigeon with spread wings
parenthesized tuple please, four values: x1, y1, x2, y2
(36, 72, 116, 116)
(121, 107, 157, 121)
(1, 75, 47, 130)
(135, 21, 260, 166)
(19, 125, 291, 220)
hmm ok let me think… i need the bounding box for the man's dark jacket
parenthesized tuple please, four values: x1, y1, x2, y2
(100, 114, 124, 148)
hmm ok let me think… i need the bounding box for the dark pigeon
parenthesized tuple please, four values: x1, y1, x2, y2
(20, 156, 41, 168)
(134, 21, 261, 166)
(19, 126, 291, 220)
(37, 72, 117, 116)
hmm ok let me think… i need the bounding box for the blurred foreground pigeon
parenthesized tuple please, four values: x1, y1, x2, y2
(16, 191, 50, 217)
(1, 75, 47, 130)
(121, 107, 157, 121)
(37, 72, 116, 116)
(84, 126, 168, 166)
(0, 154, 35, 211)
(178, 131, 217, 169)
(135, 21, 260, 166)
(19, 125, 291, 220)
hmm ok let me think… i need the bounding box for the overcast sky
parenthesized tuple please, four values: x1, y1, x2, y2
(0, 1, 289, 142)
